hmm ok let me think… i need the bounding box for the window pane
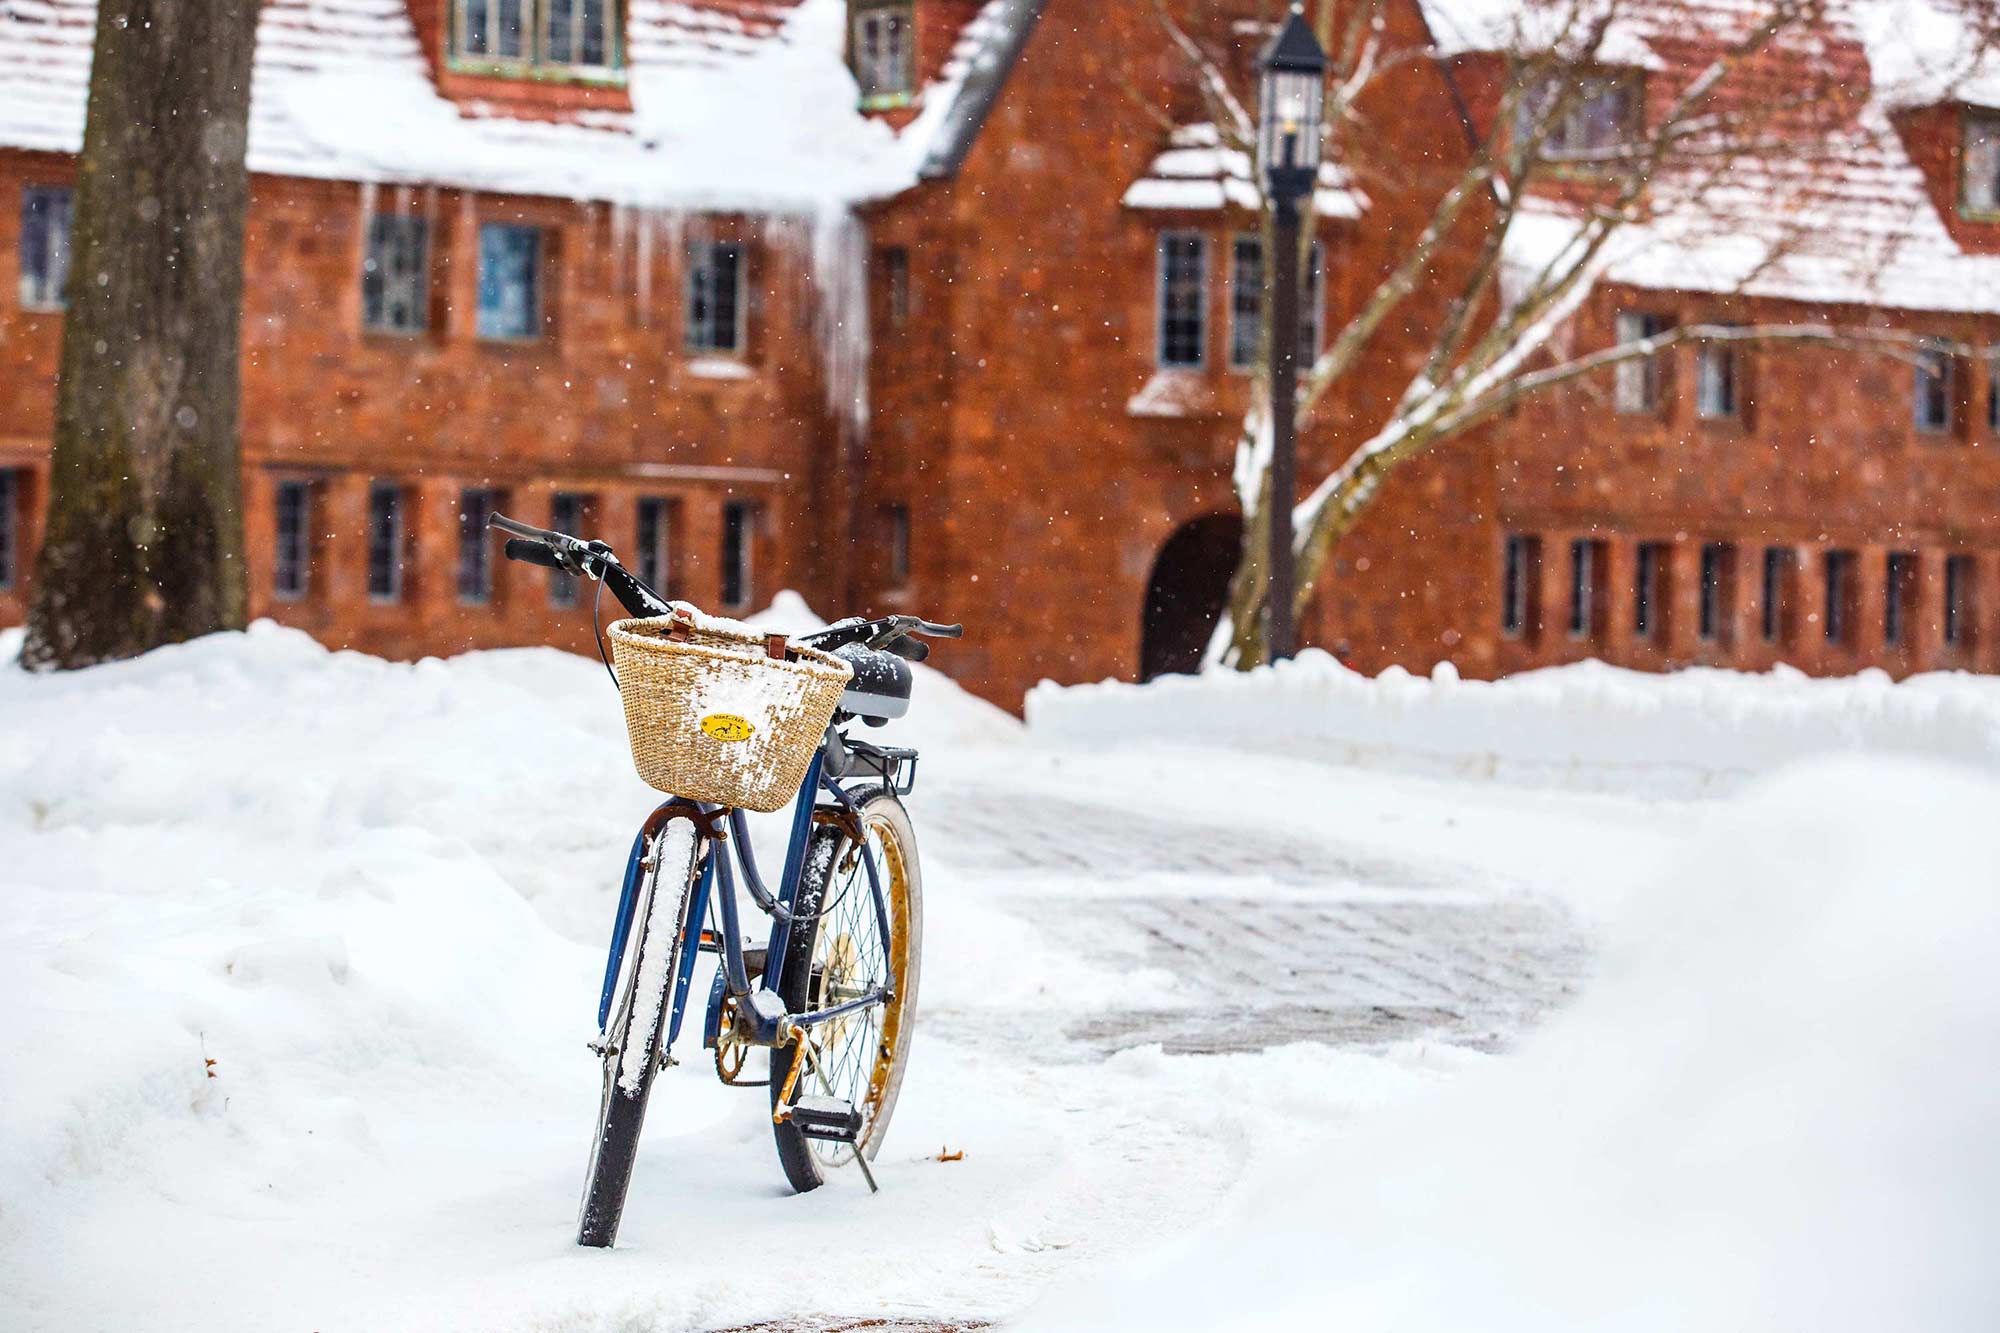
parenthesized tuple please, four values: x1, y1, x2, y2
(1635, 542, 1667, 638)
(1697, 339, 1736, 418)
(687, 240, 744, 353)
(274, 481, 310, 601)
(1230, 236, 1262, 369)
(1967, 116, 2000, 213)
(463, 0, 491, 54)
(636, 497, 669, 594)
(0, 470, 16, 590)
(477, 223, 541, 340)
(458, 489, 498, 605)
(1885, 551, 1916, 646)
(545, 0, 576, 64)
(1301, 242, 1324, 367)
(1158, 233, 1206, 368)
(1915, 346, 1952, 432)
(549, 492, 585, 607)
(722, 501, 754, 608)
(855, 6, 913, 98)
(364, 215, 429, 334)
(1824, 550, 1855, 643)
(1568, 538, 1592, 638)
(368, 484, 403, 602)
(1614, 312, 1664, 413)
(581, 0, 608, 66)
(1700, 543, 1734, 642)
(1946, 555, 1976, 646)
(497, 0, 525, 58)
(19, 185, 74, 311)
(1762, 547, 1792, 644)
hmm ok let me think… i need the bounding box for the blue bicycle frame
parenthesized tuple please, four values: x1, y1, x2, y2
(593, 737, 897, 1064)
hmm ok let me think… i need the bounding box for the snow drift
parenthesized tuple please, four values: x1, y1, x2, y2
(1027, 650, 2000, 792)
(1020, 756, 2000, 1331)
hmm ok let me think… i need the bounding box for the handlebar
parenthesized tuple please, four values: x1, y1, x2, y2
(503, 537, 565, 570)
(488, 511, 962, 656)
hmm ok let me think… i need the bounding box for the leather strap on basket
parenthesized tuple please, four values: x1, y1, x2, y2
(661, 607, 790, 661)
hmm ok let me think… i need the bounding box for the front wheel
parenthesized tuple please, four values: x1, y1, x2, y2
(771, 788, 924, 1192)
(577, 817, 703, 1248)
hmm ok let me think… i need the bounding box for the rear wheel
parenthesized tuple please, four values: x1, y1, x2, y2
(771, 788, 923, 1192)
(577, 817, 703, 1248)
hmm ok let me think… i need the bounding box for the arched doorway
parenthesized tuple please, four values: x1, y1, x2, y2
(1141, 513, 1244, 681)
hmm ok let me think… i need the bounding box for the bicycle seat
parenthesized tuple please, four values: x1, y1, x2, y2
(830, 642, 911, 721)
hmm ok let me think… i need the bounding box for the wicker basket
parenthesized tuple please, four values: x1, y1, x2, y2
(607, 608, 853, 813)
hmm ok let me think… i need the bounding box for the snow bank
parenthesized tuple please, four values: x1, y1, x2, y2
(1026, 651, 2000, 793)
(1021, 756, 2000, 1332)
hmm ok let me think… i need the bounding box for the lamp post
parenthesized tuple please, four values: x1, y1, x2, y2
(1258, 5, 1326, 664)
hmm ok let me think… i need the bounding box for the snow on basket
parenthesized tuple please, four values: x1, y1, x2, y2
(608, 606, 852, 813)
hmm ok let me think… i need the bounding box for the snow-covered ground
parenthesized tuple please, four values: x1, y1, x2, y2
(2, 616, 1993, 1330)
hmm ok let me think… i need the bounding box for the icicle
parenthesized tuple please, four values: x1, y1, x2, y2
(806, 202, 871, 437)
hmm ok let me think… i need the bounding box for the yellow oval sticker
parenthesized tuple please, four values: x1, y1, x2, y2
(701, 713, 755, 743)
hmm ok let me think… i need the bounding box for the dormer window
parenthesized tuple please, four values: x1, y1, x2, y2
(851, 1, 914, 107)
(1519, 72, 1642, 161)
(454, 0, 622, 78)
(1965, 111, 2000, 217)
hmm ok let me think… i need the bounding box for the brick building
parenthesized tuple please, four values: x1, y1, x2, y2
(0, 0, 1997, 708)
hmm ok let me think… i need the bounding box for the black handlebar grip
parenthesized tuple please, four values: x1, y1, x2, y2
(504, 538, 564, 569)
(916, 620, 965, 639)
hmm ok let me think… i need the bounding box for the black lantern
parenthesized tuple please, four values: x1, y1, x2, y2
(1258, 5, 1328, 203)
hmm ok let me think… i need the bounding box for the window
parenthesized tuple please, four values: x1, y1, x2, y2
(1501, 534, 1540, 638)
(19, 185, 73, 311)
(635, 497, 671, 596)
(722, 501, 757, 609)
(1568, 538, 1605, 640)
(273, 480, 311, 602)
(1885, 551, 1917, 647)
(1158, 232, 1207, 368)
(458, 488, 500, 605)
(549, 492, 586, 608)
(851, 1, 914, 104)
(1915, 342, 1954, 434)
(363, 214, 429, 335)
(454, 0, 620, 73)
(1229, 235, 1324, 371)
(1965, 112, 2000, 216)
(477, 223, 543, 341)
(1762, 547, 1795, 645)
(1824, 549, 1857, 644)
(1521, 73, 1640, 159)
(0, 469, 17, 591)
(367, 483, 405, 604)
(1615, 312, 1668, 413)
(881, 246, 910, 327)
(1946, 554, 1976, 647)
(1699, 543, 1735, 643)
(1696, 333, 1738, 419)
(687, 240, 745, 354)
(885, 503, 911, 586)
(1229, 236, 1262, 370)
(1634, 541, 1668, 640)
(1989, 354, 2000, 433)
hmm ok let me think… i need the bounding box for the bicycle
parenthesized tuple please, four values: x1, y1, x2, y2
(488, 512, 962, 1249)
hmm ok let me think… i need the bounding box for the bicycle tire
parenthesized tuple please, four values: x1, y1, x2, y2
(770, 787, 923, 1192)
(577, 816, 703, 1247)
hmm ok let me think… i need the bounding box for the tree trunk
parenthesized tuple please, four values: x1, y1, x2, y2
(21, 0, 259, 670)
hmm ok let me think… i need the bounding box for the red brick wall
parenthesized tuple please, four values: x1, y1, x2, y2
(0, 149, 843, 660)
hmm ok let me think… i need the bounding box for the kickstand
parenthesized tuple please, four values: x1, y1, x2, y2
(853, 1148, 880, 1195)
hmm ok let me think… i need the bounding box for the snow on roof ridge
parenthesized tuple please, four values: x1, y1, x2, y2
(1123, 121, 1368, 220)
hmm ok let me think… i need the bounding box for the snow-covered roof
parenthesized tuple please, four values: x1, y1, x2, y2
(1415, 0, 2000, 316)
(1123, 123, 1367, 219)
(0, 0, 1034, 213)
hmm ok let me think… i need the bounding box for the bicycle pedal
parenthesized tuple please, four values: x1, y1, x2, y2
(788, 1095, 863, 1143)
